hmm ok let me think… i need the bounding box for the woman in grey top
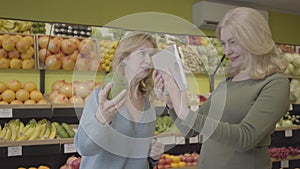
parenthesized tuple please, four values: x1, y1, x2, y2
(153, 7, 289, 169)
(75, 32, 164, 169)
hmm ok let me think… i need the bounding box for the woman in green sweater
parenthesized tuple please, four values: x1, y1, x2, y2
(153, 7, 289, 169)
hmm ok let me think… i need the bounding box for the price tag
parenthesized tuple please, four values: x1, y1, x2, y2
(281, 159, 289, 168)
(189, 136, 199, 143)
(285, 130, 293, 137)
(175, 136, 185, 145)
(0, 109, 13, 118)
(199, 134, 203, 143)
(64, 144, 76, 153)
(157, 136, 176, 145)
(290, 104, 293, 111)
(8, 146, 22, 157)
(190, 105, 199, 112)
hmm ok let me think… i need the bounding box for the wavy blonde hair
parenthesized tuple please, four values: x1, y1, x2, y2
(216, 7, 287, 79)
(112, 31, 157, 96)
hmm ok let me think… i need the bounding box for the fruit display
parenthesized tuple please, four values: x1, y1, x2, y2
(276, 111, 300, 127)
(0, 19, 32, 34)
(155, 116, 179, 135)
(277, 44, 295, 53)
(282, 52, 300, 76)
(188, 36, 208, 46)
(177, 45, 204, 73)
(52, 122, 75, 138)
(18, 165, 50, 169)
(32, 22, 46, 34)
(269, 147, 300, 160)
(155, 33, 188, 51)
(154, 153, 199, 169)
(99, 40, 118, 72)
(37, 35, 100, 71)
(53, 23, 91, 38)
(60, 156, 81, 169)
(0, 118, 76, 142)
(0, 119, 55, 142)
(0, 80, 47, 104)
(0, 33, 35, 69)
(47, 79, 102, 104)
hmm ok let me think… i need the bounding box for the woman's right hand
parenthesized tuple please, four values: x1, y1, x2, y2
(95, 82, 127, 124)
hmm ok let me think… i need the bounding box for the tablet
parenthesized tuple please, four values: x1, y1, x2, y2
(152, 44, 188, 91)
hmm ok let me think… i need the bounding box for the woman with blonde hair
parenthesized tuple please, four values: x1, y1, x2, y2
(153, 7, 289, 169)
(75, 32, 164, 169)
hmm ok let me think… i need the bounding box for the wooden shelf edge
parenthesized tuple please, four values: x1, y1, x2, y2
(0, 139, 59, 147)
(154, 131, 182, 138)
(275, 125, 300, 131)
(271, 155, 300, 162)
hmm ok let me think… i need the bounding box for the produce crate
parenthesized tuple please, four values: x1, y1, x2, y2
(0, 32, 37, 69)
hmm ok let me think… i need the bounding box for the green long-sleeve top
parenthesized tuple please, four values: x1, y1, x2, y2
(169, 73, 290, 169)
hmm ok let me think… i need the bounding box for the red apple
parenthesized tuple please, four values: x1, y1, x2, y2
(71, 157, 81, 169)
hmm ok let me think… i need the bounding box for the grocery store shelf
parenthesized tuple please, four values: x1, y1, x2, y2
(0, 104, 52, 119)
(275, 125, 300, 131)
(0, 139, 59, 147)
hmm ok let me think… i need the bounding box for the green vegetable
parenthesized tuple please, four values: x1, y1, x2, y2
(61, 122, 75, 138)
(155, 115, 174, 133)
(52, 122, 69, 138)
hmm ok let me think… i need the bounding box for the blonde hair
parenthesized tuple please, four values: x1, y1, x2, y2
(216, 7, 287, 79)
(112, 31, 157, 96)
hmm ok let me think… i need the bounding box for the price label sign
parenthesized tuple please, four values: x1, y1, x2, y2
(285, 130, 293, 137)
(175, 136, 185, 145)
(0, 109, 13, 118)
(64, 144, 76, 153)
(281, 159, 289, 168)
(8, 146, 22, 157)
(189, 136, 199, 144)
(157, 136, 176, 145)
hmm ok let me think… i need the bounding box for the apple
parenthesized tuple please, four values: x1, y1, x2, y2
(71, 157, 81, 169)
(158, 159, 167, 165)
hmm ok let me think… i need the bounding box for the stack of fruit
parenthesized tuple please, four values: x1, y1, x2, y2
(18, 165, 50, 169)
(154, 116, 179, 135)
(0, 119, 56, 142)
(99, 40, 118, 72)
(282, 52, 300, 76)
(60, 156, 81, 169)
(0, 80, 46, 104)
(37, 35, 100, 71)
(269, 147, 300, 160)
(0, 118, 75, 142)
(32, 22, 46, 34)
(155, 153, 199, 169)
(53, 23, 91, 38)
(52, 122, 75, 138)
(47, 80, 101, 104)
(0, 19, 32, 34)
(0, 33, 35, 69)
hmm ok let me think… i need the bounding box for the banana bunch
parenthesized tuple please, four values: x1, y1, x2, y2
(16, 119, 56, 141)
(0, 19, 32, 34)
(37, 119, 57, 140)
(0, 123, 12, 142)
